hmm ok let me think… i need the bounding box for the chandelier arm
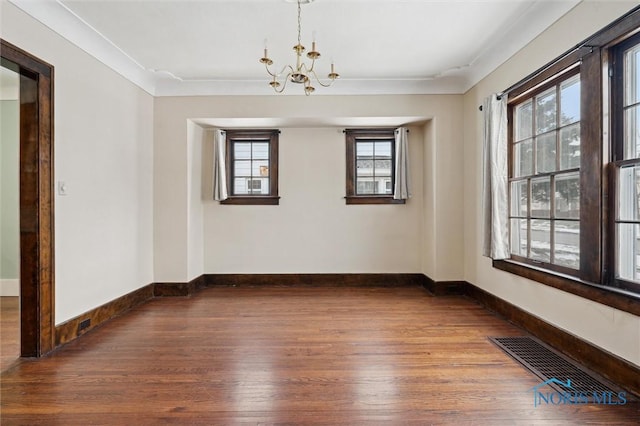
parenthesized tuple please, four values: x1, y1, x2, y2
(308, 69, 336, 88)
(273, 73, 291, 93)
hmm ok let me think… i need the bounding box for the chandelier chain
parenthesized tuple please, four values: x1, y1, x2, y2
(297, 0, 302, 47)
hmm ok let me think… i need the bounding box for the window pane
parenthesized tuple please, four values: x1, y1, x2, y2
(514, 140, 533, 177)
(374, 159, 392, 177)
(535, 88, 557, 135)
(617, 223, 640, 283)
(382, 179, 393, 195)
(624, 44, 640, 107)
(356, 142, 374, 158)
(356, 159, 372, 177)
(531, 177, 551, 218)
(510, 180, 528, 217)
(252, 160, 269, 177)
(623, 105, 640, 160)
(233, 177, 248, 195)
(515, 101, 533, 141)
(555, 172, 580, 219)
(234, 143, 251, 160)
(619, 165, 640, 221)
(510, 218, 528, 256)
(530, 219, 551, 262)
(559, 123, 580, 170)
(252, 142, 269, 160)
(234, 160, 251, 177)
(560, 75, 580, 125)
(375, 141, 392, 158)
(554, 220, 580, 269)
(536, 133, 557, 174)
(357, 178, 375, 195)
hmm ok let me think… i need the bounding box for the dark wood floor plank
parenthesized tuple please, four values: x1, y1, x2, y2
(0, 297, 19, 372)
(1, 287, 638, 424)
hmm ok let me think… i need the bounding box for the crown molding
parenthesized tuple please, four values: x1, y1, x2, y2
(8, 0, 157, 95)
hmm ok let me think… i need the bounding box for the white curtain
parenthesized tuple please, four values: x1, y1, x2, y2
(482, 94, 510, 259)
(213, 129, 228, 201)
(394, 127, 411, 200)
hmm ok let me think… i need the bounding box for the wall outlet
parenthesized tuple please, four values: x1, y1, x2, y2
(77, 318, 91, 334)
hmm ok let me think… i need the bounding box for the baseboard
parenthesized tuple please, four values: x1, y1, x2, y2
(423, 277, 468, 296)
(55, 284, 154, 347)
(154, 275, 207, 297)
(0, 279, 19, 296)
(464, 282, 640, 398)
(205, 273, 427, 288)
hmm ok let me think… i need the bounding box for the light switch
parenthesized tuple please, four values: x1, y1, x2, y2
(58, 181, 68, 196)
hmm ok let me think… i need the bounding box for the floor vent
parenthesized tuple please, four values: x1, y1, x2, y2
(489, 336, 628, 401)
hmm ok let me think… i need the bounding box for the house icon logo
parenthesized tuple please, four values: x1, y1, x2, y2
(530, 377, 627, 408)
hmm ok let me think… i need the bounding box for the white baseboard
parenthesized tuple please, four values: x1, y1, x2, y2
(0, 279, 19, 296)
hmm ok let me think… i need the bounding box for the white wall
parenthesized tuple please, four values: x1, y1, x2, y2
(463, 1, 640, 367)
(0, 99, 19, 296)
(0, 1, 155, 324)
(154, 95, 464, 280)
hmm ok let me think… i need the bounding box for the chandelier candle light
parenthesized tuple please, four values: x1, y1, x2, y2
(260, 0, 339, 95)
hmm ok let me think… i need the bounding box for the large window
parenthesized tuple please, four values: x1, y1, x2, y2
(612, 33, 640, 293)
(509, 72, 581, 273)
(345, 129, 404, 205)
(496, 7, 640, 308)
(222, 130, 279, 205)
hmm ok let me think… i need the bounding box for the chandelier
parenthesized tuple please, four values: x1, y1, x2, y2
(260, 0, 339, 95)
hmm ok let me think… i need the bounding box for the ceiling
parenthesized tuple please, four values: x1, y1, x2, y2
(9, 0, 581, 96)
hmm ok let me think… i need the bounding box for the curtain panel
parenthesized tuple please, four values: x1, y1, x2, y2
(394, 127, 411, 200)
(213, 129, 228, 201)
(482, 94, 509, 259)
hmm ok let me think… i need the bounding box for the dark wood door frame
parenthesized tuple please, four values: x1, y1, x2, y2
(1, 39, 55, 357)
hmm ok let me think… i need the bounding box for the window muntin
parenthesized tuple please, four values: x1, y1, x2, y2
(345, 129, 404, 204)
(509, 73, 581, 272)
(222, 130, 279, 205)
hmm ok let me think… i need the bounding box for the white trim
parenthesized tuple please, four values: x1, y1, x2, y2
(8, 0, 156, 95)
(0, 279, 19, 296)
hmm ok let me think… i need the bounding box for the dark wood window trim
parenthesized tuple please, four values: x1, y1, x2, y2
(221, 129, 280, 206)
(494, 6, 640, 314)
(345, 128, 405, 205)
(1, 39, 56, 357)
(493, 259, 640, 316)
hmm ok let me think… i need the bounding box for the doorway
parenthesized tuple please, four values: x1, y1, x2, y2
(1, 65, 20, 369)
(0, 39, 55, 361)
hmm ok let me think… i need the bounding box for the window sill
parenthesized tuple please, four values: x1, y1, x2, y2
(492, 259, 640, 316)
(345, 196, 406, 205)
(220, 196, 280, 205)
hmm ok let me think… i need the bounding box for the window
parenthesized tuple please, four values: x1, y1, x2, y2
(345, 129, 404, 204)
(495, 7, 640, 308)
(509, 72, 581, 273)
(222, 130, 279, 205)
(612, 32, 640, 293)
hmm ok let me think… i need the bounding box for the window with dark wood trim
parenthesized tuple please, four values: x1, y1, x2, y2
(221, 129, 279, 205)
(494, 6, 640, 311)
(345, 129, 405, 205)
(508, 70, 582, 276)
(610, 32, 640, 294)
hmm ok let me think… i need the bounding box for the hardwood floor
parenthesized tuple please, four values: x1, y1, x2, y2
(0, 297, 19, 372)
(1, 286, 638, 424)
